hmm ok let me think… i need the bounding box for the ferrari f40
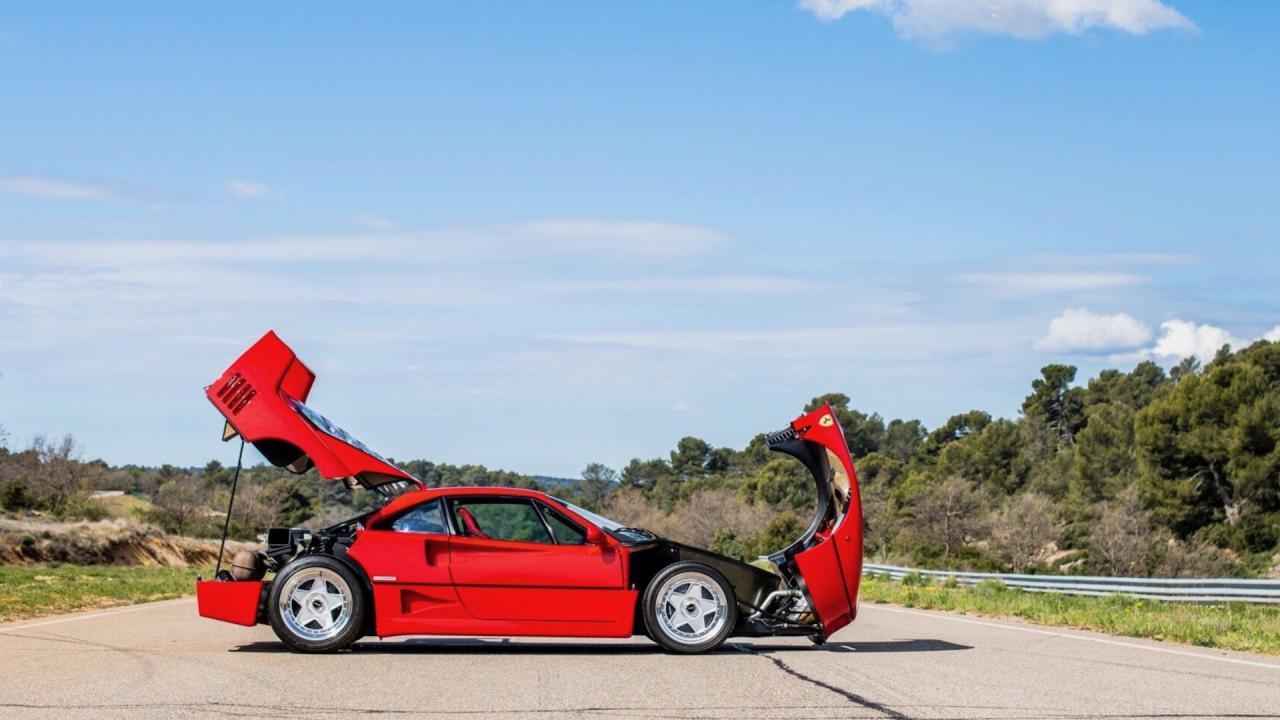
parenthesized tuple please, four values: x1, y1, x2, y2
(196, 332, 863, 653)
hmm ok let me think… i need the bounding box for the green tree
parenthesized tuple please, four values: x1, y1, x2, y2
(201, 459, 231, 488)
(805, 393, 884, 457)
(739, 458, 811, 511)
(1085, 362, 1166, 411)
(880, 419, 926, 463)
(924, 411, 992, 455)
(262, 477, 316, 527)
(1070, 402, 1137, 506)
(577, 462, 617, 511)
(1136, 360, 1280, 540)
(1022, 365, 1086, 448)
(729, 434, 773, 474)
(620, 458, 673, 493)
(675, 435, 716, 479)
(934, 419, 1025, 494)
(711, 512, 806, 560)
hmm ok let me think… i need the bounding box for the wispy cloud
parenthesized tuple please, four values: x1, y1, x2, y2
(227, 180, 269, 199)
(798, 0, 1195, 40)
(549, 276, 820, 296)
(0, 221, 728, 269)
(1027, 251, 1201, 268)
(1034, 308, 1152, 353)
(0, 176, 116, 200)
(0, 220, 745, 338)
(953, 271, 1147, 294)
(551, 318, 1032, 358)
(512, 221, 728, 258)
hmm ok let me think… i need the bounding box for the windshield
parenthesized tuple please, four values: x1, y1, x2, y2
(288, 397, 392, 463)
(553, 498, 656, 544)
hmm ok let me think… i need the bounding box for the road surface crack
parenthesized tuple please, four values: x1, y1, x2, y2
(732, 644, 910, 719)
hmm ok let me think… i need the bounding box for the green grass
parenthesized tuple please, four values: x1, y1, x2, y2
(0, 564, 208, 623)
(861, 574, 1280, 656)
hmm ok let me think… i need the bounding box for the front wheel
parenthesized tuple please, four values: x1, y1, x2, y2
(268, 556, 364, 653)
(642, 562, 737, 654)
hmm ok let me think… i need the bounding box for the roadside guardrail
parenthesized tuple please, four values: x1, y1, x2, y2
(863, 563, 1280, 604)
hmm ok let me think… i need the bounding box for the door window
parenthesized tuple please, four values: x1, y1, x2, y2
(390, 499, 447, 534)
(541, 507, 587, 545)
(452, 499, 554, 544)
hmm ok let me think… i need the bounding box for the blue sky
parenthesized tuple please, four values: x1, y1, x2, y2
(1, 1, 1276, 477)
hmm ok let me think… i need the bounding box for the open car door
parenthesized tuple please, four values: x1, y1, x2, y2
(765, 404, 864, 637)
(205, 331, 420, 491)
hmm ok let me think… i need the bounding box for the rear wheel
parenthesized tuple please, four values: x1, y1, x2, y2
(268, 556, 364, 653)
(642, 562, 736, 654)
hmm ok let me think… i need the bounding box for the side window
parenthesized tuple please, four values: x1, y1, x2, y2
(390, 499, 447, 534)
(453, 500, 553, 544)
(541, 507, 586, 545)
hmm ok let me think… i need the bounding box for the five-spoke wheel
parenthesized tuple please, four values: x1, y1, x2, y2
(268, 556, 364, 652)
(642, 562, 736, 653)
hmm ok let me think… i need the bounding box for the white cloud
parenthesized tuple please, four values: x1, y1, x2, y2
(798, 0, 1195, 39)
(954, 271, 1147, 294)
(0, 176, 115, 200)
(227, 180, 269, 198)
(1151, 319, 1242, 364)
(1035, 308, 1151, 353)
(1265, 326, 1280, 343)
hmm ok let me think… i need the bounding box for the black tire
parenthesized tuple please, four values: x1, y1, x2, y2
(268, 555, 365, 653)
(642, 561, 737, 654)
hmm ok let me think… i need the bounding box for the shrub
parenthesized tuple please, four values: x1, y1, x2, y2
(59, 494, 107, 522)
(0, 481, 37, 511)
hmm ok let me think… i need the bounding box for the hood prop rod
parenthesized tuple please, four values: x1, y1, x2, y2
(214, 438, 246, 580)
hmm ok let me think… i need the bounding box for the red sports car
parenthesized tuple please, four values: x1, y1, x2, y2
(197, 332, 863, 653)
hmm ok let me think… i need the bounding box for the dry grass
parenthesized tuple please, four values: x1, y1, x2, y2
(94, 493, 154, 520)
(0, 518, 254, 566)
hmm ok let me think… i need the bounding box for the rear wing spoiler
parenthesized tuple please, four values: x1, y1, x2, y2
(206, 331, 420, 490)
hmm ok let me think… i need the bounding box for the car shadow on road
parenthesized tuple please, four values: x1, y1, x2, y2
(823, 639, 972, 653)
(230, 637, 971, 655)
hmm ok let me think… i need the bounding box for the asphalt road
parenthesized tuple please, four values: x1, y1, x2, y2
(1, 599, 1277, 719)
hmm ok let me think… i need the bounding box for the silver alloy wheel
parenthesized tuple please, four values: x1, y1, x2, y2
(654, 571, 728, 644)
(278, 567, 353, 642)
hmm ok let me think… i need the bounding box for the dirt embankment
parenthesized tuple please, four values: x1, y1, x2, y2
(0, 519, 257, 566)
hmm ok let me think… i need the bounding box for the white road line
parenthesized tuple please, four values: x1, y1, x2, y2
(0, 597, 194, 634)
(860, 603, 1280, 671)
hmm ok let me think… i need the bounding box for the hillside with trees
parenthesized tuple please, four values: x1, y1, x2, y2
(3, 340, 1278, 577)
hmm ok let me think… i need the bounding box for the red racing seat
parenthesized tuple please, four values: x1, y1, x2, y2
(457, 508, 491, 539)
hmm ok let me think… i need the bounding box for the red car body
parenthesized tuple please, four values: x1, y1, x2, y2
(197, 332, 863, 651)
